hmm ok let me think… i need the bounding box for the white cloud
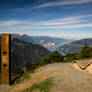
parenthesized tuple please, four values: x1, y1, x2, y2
(34, 24, 92, 29)
(0, 20, 30, 26)
(34, 0, 92, 8)
(30, 14, 92, 26)
(41, 20, 85, 26)
(13, 0, 92, 12)
(0, 14, 92, 30)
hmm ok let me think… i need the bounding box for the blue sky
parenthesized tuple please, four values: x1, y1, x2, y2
(0, 0, 92, 39)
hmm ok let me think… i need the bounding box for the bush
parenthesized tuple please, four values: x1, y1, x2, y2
(63, 44, 92, 63)
(43, 51, 64, 63)
(79, 44, 92, 59)
(63, 54, 78, 63)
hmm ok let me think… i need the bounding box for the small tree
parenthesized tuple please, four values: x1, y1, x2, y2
(63, 53, 78, 62)
(44, 51, 63, 63)
(79, 44, 92, 59)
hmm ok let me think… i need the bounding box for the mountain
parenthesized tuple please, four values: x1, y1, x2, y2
(11, 34, 35, 43)
(58, 38, 92, 54)
(11, 34, 72, 51)
(32, 36, 69, 43)
(0, 38, 50, 75)
(32, 36, 72, 51)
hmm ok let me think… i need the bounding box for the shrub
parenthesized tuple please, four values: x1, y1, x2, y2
(43, 51, 64, 63)
(63, 54, 78, 63)
(79, 44, 92, 59)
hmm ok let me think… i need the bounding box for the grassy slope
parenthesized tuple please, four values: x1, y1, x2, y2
(22, 78, 53, 92)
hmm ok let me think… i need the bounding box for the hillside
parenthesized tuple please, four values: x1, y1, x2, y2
(0, 38, 50, 76)
(58, 38, 92, 54)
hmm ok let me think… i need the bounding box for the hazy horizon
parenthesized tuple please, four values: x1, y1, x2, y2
(1, 33, 92, 40)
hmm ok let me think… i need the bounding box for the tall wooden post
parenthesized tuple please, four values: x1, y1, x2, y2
(1, 34, 11, 84)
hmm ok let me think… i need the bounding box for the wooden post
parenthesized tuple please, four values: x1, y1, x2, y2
(1, 34, 11, 84)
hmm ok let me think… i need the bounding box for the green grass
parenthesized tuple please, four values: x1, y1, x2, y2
(0, 72, 30, 85)
(11, 72, 30, 84)
(22, 78, 53, 92)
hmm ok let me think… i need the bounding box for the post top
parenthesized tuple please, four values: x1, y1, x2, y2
(1, 33, 11, 35)
(1, 34, 11, 36)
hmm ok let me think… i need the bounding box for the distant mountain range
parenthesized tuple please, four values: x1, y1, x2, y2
(0, 37, 50, 75)
(32, 36, 72, 51)
(31, 36, 68, 43)
(11, 34, 72, 51)
(11, 34, 35, 43)
(58, 38, 92, 54)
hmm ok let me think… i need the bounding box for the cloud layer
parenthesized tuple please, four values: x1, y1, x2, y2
(0, 20, 30, 26)
(0, 14, 92, 29)
(33, 0, 92, 9)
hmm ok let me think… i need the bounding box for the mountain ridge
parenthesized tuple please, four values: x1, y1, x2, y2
(58, 38, 92, 54)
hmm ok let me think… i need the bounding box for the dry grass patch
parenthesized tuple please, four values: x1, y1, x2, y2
(22, 78, 53, 92)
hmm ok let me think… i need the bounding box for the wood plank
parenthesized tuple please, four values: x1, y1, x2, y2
(1, 34, 11, 84)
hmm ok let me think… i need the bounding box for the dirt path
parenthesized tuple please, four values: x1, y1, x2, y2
(0, 62, 92, 92)
(9, 71, 55, 92)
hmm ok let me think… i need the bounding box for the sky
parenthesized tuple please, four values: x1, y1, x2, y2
(0, 0, 92, 39)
